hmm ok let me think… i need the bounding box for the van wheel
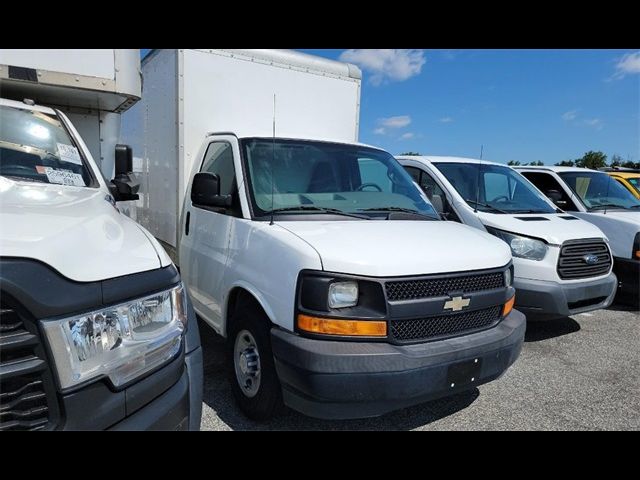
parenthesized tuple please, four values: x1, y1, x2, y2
(227, 303, 282, 420)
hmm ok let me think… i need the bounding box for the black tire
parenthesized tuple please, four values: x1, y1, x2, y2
(226, 302, 283, 420)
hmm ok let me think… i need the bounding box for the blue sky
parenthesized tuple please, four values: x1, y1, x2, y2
(142, 49, 639, 164)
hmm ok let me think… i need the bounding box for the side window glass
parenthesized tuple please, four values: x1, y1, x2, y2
(201, 142, 236, 196)
(404, 166, 422, 184)
(521, 172, 579, 211)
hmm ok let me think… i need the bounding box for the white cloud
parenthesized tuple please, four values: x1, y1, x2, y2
(562, 110, 578, 121)
(373, 127, 386, 135)
(400, 132, 415, 140)
(379, 115, 411, 129)
(439, 117, 454, 123)
(339, 49, 426, 85)
(584, 118, 604, 130)
(612, 51, 640, 79)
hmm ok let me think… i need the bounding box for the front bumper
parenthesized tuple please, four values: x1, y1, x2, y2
(514, 273, 617, 320)
(613, 257, 639, 303)
(271, 309, 526, 420)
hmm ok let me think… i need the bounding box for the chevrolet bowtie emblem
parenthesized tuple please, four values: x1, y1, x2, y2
(444, 296, 471, 312)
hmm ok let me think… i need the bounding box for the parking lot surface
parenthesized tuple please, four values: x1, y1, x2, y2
(200, 304, 639, 430)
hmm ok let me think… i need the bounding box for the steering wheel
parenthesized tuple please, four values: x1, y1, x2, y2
(357, 183, 383, 192)
(489, 195, 510, 203)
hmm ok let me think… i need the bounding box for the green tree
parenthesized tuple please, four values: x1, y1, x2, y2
(526, 161, 544, 166)
(575, 151, 607, 169)
(622, 161, 640, 169)
(610, 154, 623, 167)
(399, 152, 422, 156)
(555, 160, 575, 167)
(507, 160, 521, 166)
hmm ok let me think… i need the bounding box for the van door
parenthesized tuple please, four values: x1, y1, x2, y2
(180, 137, 243, 331)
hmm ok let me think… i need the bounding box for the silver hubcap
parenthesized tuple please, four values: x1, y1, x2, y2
(234, 330, 261, 398)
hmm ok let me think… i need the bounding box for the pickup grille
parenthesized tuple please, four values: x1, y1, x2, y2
(0, 301, 51, 431)
(557, 239, 611, 280)
(385, 272, 504, 301)
(390, 305, 502, 342)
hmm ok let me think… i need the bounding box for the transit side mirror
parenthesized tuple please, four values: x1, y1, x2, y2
(545, 189, 566, 206)
(110, 144, 140, 201)
(191, 172, 233, 208)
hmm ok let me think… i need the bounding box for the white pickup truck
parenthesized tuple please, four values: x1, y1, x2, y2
(123, 49, 526, 420)
(0, 50, 202, 430)
(397, 156, 617, 320)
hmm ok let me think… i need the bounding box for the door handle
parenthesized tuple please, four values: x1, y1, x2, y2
(185, 211, 191, 236)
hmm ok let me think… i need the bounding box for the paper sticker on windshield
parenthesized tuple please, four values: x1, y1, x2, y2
(43, 167, 85, 187)
(57, 143, 83, 165)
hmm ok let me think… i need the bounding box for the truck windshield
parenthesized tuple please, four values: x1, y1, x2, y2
(241, 138, 438, 220)
(559, 171, 640, 210)
(0, 105, 94, 187)
(433, 162, 556, 214)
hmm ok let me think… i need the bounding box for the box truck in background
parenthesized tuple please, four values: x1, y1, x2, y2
(0, 50, 202, 430)
(123, 49, 525, 420)
(121, 49, 362, 260)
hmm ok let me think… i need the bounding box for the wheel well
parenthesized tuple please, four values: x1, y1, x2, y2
(226, 288, 272, 333)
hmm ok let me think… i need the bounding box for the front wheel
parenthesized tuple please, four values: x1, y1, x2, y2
(227, 304, 282, 420)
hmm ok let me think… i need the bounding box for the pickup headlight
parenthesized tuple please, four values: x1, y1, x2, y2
(485, 226, 548, 261)
(43, 283, 187, 390)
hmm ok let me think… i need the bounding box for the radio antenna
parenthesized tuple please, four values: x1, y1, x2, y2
(270, 94, 276, 225)
(475, 145, 483, 213)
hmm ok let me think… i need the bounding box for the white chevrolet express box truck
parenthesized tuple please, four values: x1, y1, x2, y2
(123, 49, 526, 420)
(397, 156, 617, 320)
(0, 49, 202, 430)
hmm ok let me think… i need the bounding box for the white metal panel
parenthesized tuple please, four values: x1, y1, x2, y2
(121, 49, 179, 247)
(0, 49, 116, 78)
(181, 49, 361, 199)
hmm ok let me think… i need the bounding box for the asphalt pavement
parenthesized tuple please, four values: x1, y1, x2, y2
(199, 304, 639, 430)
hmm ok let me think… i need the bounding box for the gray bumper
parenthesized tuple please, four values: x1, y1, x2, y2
(514, 272, 617, 320)
(271, 309, 526, 419)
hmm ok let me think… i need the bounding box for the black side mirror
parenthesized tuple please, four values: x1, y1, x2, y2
(110, 144, 139, 201)
(191, 172, 233, 208)
(545, 189, 566, 206)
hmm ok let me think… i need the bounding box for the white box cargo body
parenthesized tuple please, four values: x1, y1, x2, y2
(121, 49, 362, 255)
(0, 49, 141, 178)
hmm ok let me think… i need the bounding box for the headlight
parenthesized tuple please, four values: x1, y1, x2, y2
(328, 281, 359, 308)
(485, 226, 548, 261)
(43, 283, 187, 390)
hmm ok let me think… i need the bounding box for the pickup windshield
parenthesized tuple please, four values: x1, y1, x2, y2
(559, 171, 640, 210)
(0, 105, 94, 187)
(241, 138, 438, 220)
(433, 162, 556, 214)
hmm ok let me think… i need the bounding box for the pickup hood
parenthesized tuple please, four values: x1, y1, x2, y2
(0, 178, 165, 282)
(477, 212, 608, 245)
(277, 220, 512, 277)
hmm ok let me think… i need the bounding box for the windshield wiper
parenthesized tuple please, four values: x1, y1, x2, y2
(628, 205, 640, 209)
(589, 203, 628, 211)
(464, 199, 510, 214)
(358, 206, 438, 220)
(263, 205, 370, 219)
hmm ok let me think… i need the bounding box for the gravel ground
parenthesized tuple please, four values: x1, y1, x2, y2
(199, 304, 639, 430)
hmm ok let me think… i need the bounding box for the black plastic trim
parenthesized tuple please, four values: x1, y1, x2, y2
(0, 257, 180, 319)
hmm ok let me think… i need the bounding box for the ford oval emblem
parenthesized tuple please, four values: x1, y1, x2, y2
(583, 254, 599, 265)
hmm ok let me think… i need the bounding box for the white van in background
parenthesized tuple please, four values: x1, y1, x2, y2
(397, 156, 617, 320)
(123, 49, 526, 420)
(516, 166, 639, 305)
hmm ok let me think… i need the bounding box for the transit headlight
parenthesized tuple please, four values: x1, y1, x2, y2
(485, 226, 548, 261)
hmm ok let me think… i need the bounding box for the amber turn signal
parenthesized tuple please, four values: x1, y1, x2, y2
(297, 314, 387, 337)
(635, 250, 640, 259)
(503, 295, 516, 317)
